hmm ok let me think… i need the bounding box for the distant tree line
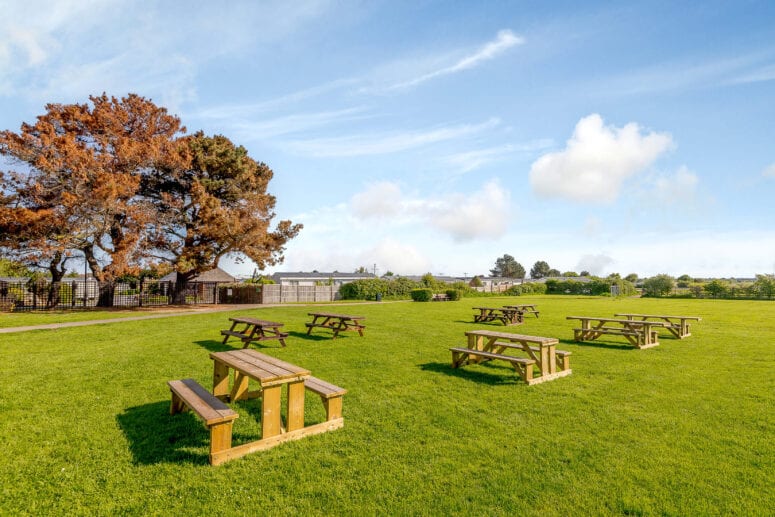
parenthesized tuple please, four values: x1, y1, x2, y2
(642, 274, 775, 299)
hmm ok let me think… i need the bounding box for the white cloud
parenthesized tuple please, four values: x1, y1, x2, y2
(426, 180, 511, 241)
(597, 51, 775, 96)
(529, 114, 673, 203)
(351, 182, 404, 219)
(347, 180, 511, 242)
(575, 254, 615, 276)
(364, 238, 432, 274)
(0, 1, 331, 102)
(443, 139, 554, 174)
(189, 78, 360, 120)
(652, 166, 699, 203)
(763, 162, 775, 178)
(387, 29, 524, 91)
(284, 118, 500, 157)
(228, 107, 368, 141)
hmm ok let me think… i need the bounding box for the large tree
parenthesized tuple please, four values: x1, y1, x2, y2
(141, 132, 301, 297)
(530, 260, 551, 279)
(490, 254, 525, 278)
(0, 94, 185, 285)
(1, 94, 301, 304)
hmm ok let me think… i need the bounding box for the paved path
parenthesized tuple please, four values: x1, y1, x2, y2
(0, 301, 396, 334)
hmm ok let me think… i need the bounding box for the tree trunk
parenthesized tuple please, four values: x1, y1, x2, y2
(45, 252, 67, 309)
(171, 271, 195, 305)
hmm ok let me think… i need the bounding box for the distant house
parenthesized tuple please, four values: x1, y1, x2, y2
(159, 267, 237, 283)
(270, 271, 374, 287)
(475, 277, 521, 291)
(527, 276, 592, 283)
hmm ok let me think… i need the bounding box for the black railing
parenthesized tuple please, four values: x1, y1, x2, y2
(0, 279, 223, 311)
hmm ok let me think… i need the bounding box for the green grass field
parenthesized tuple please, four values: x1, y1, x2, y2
(1, 296, 772, 515)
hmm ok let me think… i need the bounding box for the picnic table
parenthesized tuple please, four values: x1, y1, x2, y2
(503, 304, 540, 318)
(472, 307, 524, 326)
(206, 349, 345, 463)
(450, 330, 571, 385)
(566, 316, 668, 349)
(220, 316, 288, 348)
(614, 313, 701, 339)
(306, 312, 365, 338)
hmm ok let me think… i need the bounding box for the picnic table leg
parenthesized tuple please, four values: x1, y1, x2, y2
(222, 320, 239, 344)
(286, 380, 305, 432)
(542, 345, 555, 375)
(213, 360, 230, 400)
(306, 317, 317, 335)
(468, 333, 484, 363)
(261, 385, 283, 438)
(230, 371, 250, 402)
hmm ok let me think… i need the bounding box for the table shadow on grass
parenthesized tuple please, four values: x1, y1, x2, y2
(287, 330, 340, 341)
(557, 338, 633, 351)
(419, 362, 522, 385)
(193, 339, 238, 352)
(116, 401, 211, 465)
(116, 400, 259, 466)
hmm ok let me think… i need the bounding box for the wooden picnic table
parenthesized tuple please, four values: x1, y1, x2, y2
(614, 313, 701, 339)
(472, 307, 524, 326)
(208, 349, 343, 463)
(306, 312, 365, 338)
(220, 316, 288, 348)
(451, 330, 571, 385)
(566, 316, 669, 349)
(503, 304, 540, 317)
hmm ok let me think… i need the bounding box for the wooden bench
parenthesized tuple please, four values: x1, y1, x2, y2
(167, 378, 239, 466)
(450, 347, 536, 383)
(432, 293, 450, 301)
(493, 341, 572, 371)
(304, 377, 347, 421)
(572, 327, 658, 344)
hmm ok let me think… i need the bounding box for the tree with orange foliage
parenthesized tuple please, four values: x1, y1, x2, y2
(0, 94, 184, 278)
(1, 93, 301, 306)
(142, 132, 301, 301)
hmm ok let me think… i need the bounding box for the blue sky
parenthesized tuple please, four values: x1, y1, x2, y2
(2, 1, 775, 278)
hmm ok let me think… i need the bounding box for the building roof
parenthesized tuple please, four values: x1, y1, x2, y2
(160, 267, 236, 283)
(527, 276, 593, 283)
(270, 272, 375, 281)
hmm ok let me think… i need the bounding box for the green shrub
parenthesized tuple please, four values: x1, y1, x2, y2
(340, 277, 419, 300)
(411, 288, 433, 302)
(505, 282, 547, 296)
(445, 289, 462, 301)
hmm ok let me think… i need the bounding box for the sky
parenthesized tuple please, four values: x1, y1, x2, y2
(1, 0, 775, 279)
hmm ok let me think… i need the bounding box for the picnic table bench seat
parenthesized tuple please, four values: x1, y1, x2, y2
(304, 377, 347, 421)
(450, 347, 536, 383)
(167, 378, 239, 465)
(493, 341, 573, 371)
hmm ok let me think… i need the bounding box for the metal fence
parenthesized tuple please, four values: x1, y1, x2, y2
(0, 279, 343, 312)
(0, 279, 223, 311)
